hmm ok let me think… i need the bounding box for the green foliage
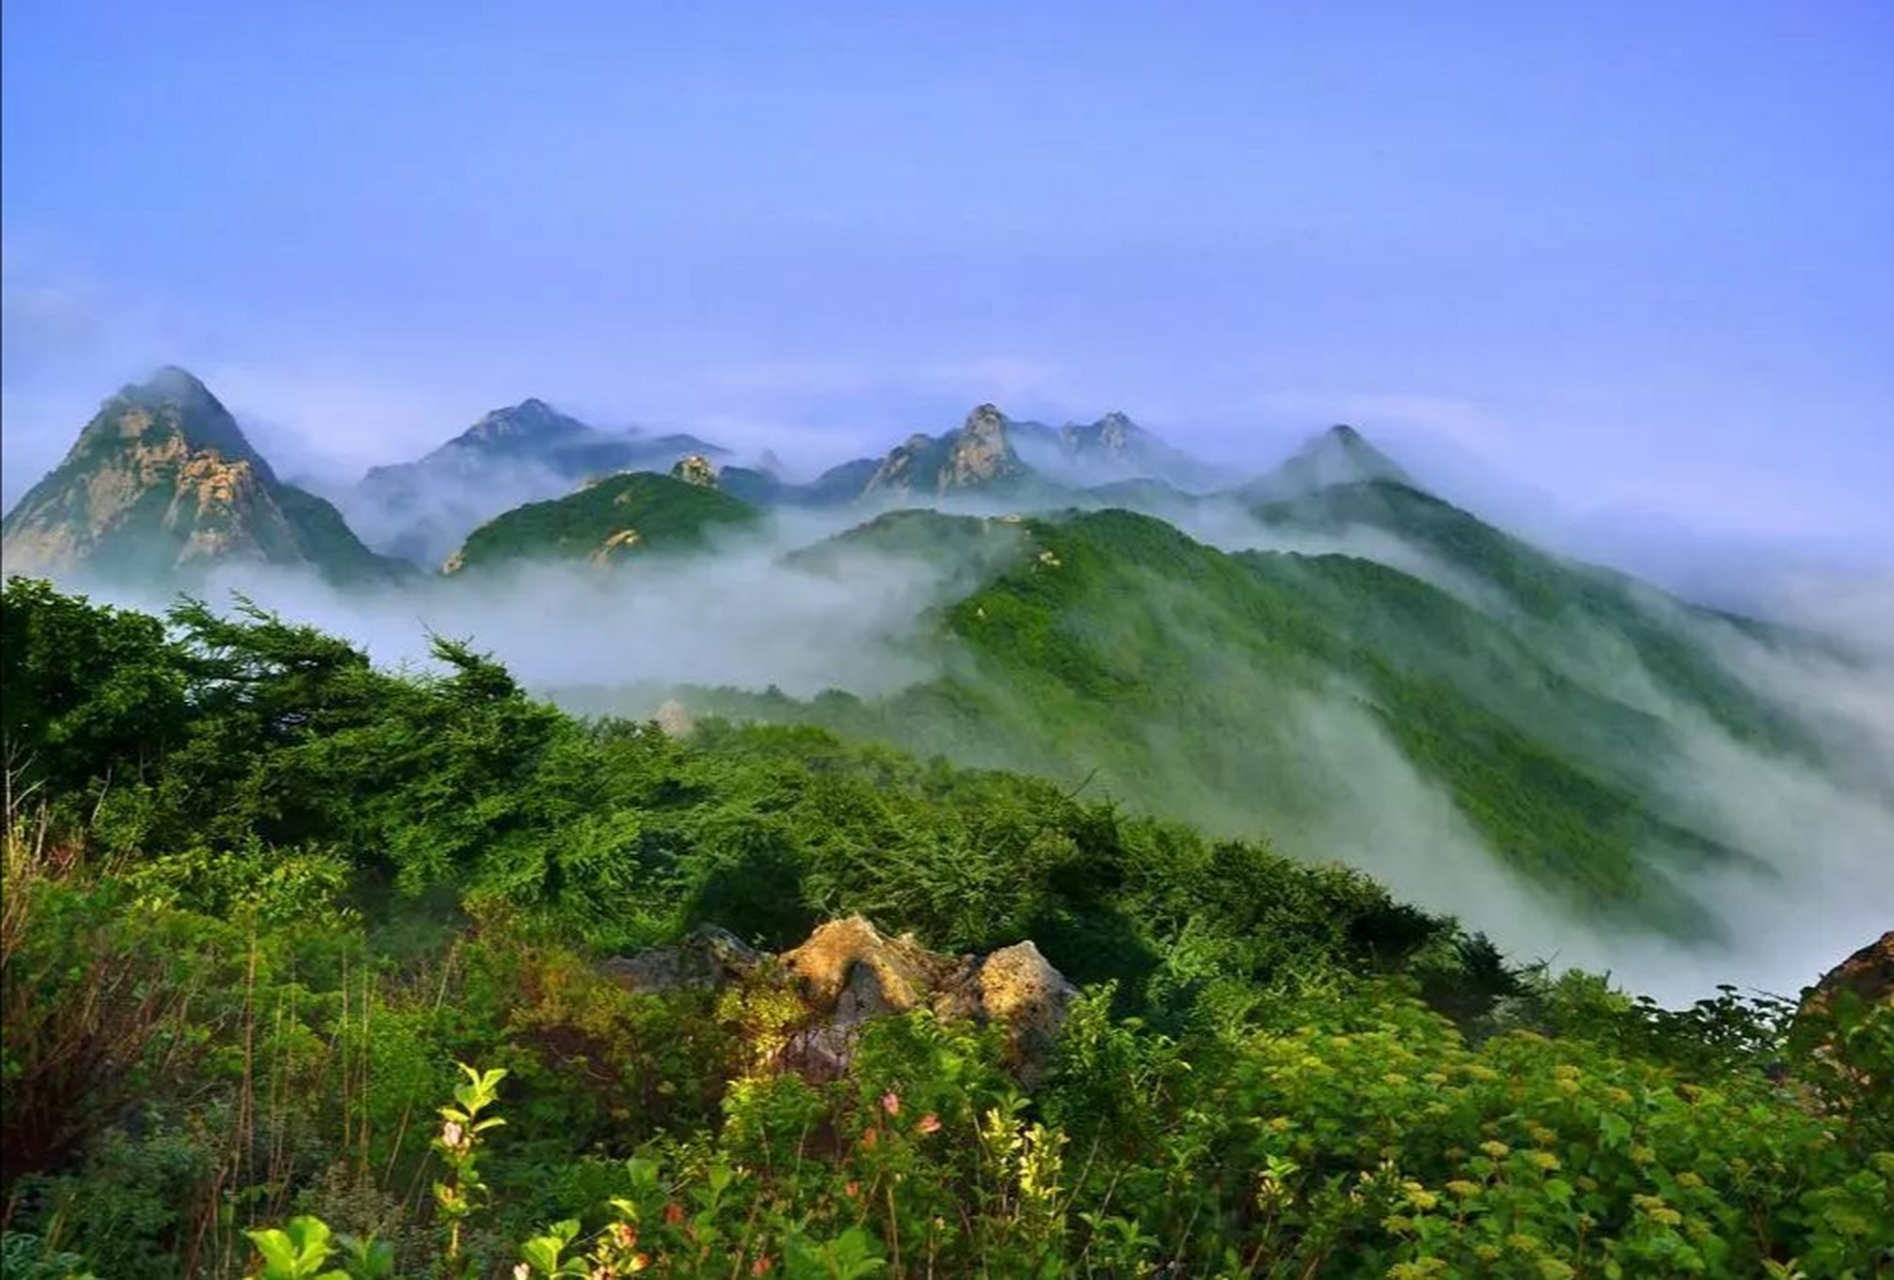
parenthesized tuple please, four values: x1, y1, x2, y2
(3, 580, 1887, 1278)
(448, 470, 760, 574)
(688, 505, 1783, 935)
(1, 575, 190, 804)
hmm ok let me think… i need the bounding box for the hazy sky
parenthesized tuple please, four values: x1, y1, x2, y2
(4, 1, 1891, 557)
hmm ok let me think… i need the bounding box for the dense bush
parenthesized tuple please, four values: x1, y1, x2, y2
(1, 577, 1887, 1278)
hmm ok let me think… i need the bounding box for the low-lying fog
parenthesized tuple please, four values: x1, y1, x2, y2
(77, 482, 1894, 1011)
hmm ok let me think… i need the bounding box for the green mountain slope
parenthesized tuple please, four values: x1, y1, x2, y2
(444, 470, 762, 574)
(688, 505, 1793, 936)
(0, 367, 406, 589)
(346, 398, 729, 564)
(1248, 480, 1812, 751)
(6, 577, 1885, 1278)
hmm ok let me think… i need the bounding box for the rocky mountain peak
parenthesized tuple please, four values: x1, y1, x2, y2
(81, 365, 273, 479)
(1240, 421, 1416, 500)
(458, 398, 587, 448)
(671, 454, 719, 488)
(1, 368, 398, 586)
(944, 404, 1023, 489)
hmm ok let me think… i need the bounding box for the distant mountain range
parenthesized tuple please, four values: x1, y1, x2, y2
(339, 398, 728, 566)
(2, 364, 1872, 949)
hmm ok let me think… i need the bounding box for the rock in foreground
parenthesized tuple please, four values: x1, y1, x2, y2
(604, 916, 1078, 1086)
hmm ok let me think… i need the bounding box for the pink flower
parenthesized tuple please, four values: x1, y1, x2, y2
(881, 1091, 900, 1116)
(916, 1113, 942, 1136)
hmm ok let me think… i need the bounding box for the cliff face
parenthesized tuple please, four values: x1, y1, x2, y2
(1, 367, 401, 587)
(863, 404, 1028, 498)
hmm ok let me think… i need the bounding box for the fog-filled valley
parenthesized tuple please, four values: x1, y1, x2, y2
(12, 2, 1894, 1270)
(7, 368, 1888, 1012)
(6, 360, 1892, 1277)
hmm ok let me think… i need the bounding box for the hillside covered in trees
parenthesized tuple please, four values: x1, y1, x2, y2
(2, 577, 1888, 1278)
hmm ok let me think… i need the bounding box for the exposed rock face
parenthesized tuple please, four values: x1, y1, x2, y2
(1803, 930, 1894, 1014)
(1059, 410, 1137, 459)
(943, 404, 1021, 489)
(603, 915, 1079, 1086)
(671, 454, 719, 488)
(1, 367, 399, 587)
(863, 404, 1028, 498)
(602, 925, 762, 994)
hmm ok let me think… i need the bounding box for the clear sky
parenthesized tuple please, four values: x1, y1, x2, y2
(4, 0, 1892, 561)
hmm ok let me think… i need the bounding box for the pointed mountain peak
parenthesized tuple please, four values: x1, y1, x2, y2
(3, 369, 399, 586)
(861, 405, 1027, 497)
(1240, 422, 1416, 502)
(90, 365, 268, 473)
(962, 403, 1009, 437)
(457, 398, 590, 448)
(131, 364, 214, 400)
(1295, 423, 1409, 480)
(1072, 411, 1143, 451)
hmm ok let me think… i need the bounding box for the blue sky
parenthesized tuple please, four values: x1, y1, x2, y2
(4, 0, 1892, 563)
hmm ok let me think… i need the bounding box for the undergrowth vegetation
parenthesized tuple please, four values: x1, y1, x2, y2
(1, 576, 1888, 1278)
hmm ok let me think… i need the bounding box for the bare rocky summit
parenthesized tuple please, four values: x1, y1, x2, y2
(1, 367, 400, 587)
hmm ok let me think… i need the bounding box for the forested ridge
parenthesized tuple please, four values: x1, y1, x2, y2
(1, 577, 1888, 1278)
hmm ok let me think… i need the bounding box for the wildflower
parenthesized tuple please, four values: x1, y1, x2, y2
(882, 1091, 900, 1116)
(440, 1119, 465, 1150)
(664, 1201, 685, 1225)
(752, 1258, 775, 1277)
(845, 1181, 861, 1199)
(514, 1266, 531, 1280)
(1675, 1170, 1704, 1189)
(917, 1113, 942, 1136)
(1446, 1180, 1482, 1199)
(1479, 1141, 1510, 1159)
(1525, 1151, 1561, 1172)
(860, 1127, 879, 1150)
